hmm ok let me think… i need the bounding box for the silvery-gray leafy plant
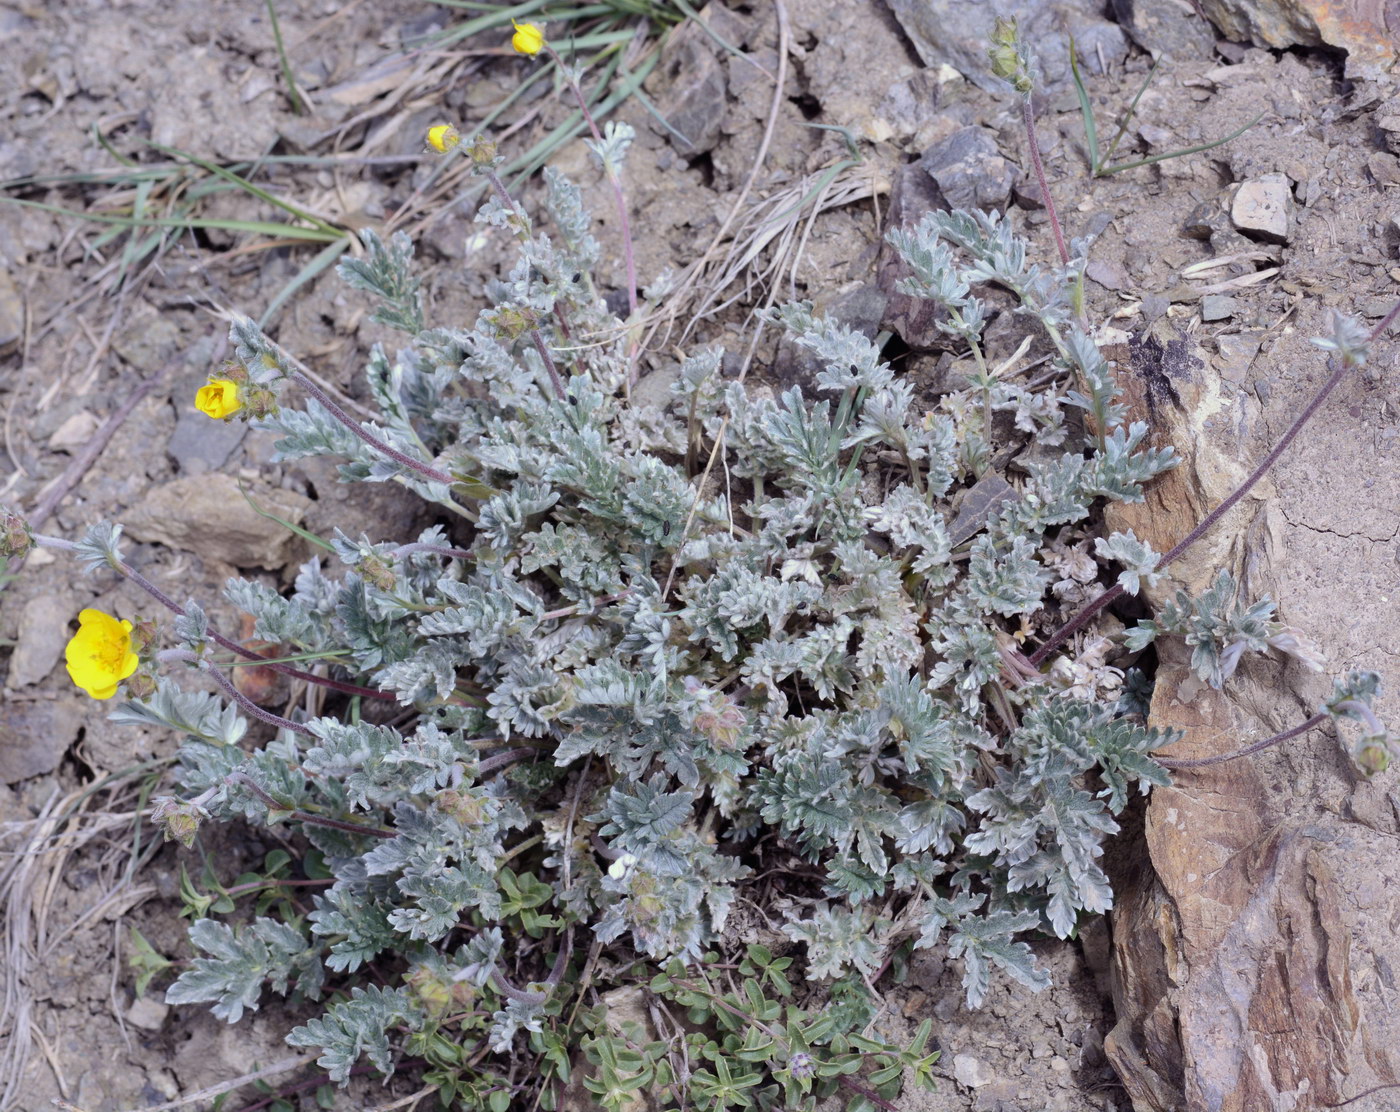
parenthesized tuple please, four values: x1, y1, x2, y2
(9, 112, 1393, 1109)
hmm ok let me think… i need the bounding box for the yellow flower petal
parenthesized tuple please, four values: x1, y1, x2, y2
(511, 20, 544, 55)
(426, 123, 460, 153)
(195, 379, 243, 420)
(65, 608, 139, 700)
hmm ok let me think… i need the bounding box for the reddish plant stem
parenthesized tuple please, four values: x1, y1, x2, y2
(1022, 96, 1069, 267)
(1156, 713, 1325, 769)
(478, 166, 568, 400)
(544, 44, 639, 345)
(477, 747, 536, 777)
(165, 650, 314, 737)
(226, 772, 396, 839)
(1029, 299, 1400, 669)
(119, 557, 396, 702)
(290, 369, 456, 485)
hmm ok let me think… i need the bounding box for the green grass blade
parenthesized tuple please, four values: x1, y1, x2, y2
(670, 0, 754, 64)
(0, 196, 342, 241)
(265, 0, 305, 115)
(628, 86, 694, 148)
(120, 177, 154, 275)
(92, 121, 141, 170)
(1101, 56, 1162, 170)
(237, 480, 336, 551)
(140, 140, 341, 235)
(429, 0, 563, 44)
(1101, 111, 1265, 175)
(1068, 37, 1100, 173)
(258, 236, 352, 328)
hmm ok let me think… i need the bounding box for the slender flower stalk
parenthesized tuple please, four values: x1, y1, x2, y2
(1022, 98, 1069, 267)
(288, 368, 458, 486)
(476, 163, 568, 400)
(1029, 298, 1400, 668)
(33, 533, 395, 701)
(161, 648, 313, 737)
(540, 42, 639, 339)
(988, 18, 1068, 267)
(1156, 713, 1325, 769)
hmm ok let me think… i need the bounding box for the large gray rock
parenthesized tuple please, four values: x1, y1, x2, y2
(1230, 174, 1293, 243)
(920, 127, 1015, 212)
(1108, 0, 1217, 59)
(885, 0, 1128, 93)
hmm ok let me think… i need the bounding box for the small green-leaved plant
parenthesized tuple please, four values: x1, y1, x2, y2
(9, 25, 1395, 1109)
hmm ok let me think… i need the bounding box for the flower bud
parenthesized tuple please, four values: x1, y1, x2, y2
(128, 618, 158, 656)
(1, 507, 32, 558)
(489, 304, 538, 342)
(358, 553, 397, 593)
(1355, 741, 1391, 776)
(987, 17, 1033, 96)
(467, 134, 499, 169)
(511, 20, 544, 56)
(426, 123, 461, 153)
(787, 1051, 816, 1081)
(150, 796, 204, 849)
(437, 788, 488, 825)
(125, 670, 158, 699)
(195, 378, 243, 420)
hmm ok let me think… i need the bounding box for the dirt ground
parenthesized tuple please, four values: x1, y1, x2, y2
(2, 0, 1398, 1110)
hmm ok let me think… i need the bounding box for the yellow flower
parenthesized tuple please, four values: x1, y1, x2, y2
(426, 123, 460, 153)
(65, 608, 140, 699)
(511, 20, 544, 55)
(195, 378, 242, 420)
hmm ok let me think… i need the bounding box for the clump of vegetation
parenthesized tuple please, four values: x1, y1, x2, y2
(3, 16, 1395, 1112)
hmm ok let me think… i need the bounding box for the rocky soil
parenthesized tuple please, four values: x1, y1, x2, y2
(2, 1, 1399, 1109)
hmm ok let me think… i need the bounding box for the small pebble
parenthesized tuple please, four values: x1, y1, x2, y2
(953, 1053, 989, 1088)
(1231, 174, 1293, 243)
(1200, 295, 1237, 321)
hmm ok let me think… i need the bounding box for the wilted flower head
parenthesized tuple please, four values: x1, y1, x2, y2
(1, 506, 31, 558)
(511, 20, 544, 55)
(65, 608, 140, 699)
(195, 378, 242, 420)
(150, 796, 204, 849)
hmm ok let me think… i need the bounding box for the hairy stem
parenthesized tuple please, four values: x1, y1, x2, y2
(163, 648, 313, 737)
(1030, 299, 1400, 668)
(289, 369, 456, 485)
(226, 772, 396, 839)
(34, 533, 396, 702)
(1022, 96, 1069, 267)
(544, 44, 639, 372)
(477, 166, 568, 400)
(1156, 713, 1325, 769)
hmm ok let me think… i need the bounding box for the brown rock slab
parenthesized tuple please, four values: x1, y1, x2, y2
(1197, 0, 1397, 77)
(1099, 318, 1400, 1109)
(123, 473, 311, 569)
